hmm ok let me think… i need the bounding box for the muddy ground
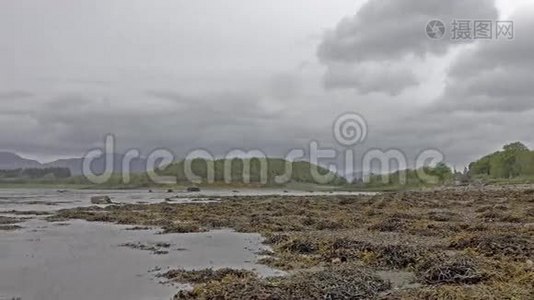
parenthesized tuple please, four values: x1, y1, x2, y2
(50, 186, 534, 299)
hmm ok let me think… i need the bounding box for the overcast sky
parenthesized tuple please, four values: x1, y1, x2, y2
(1, 0, 533, 170)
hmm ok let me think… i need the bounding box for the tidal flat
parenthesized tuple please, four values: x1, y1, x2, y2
(44, 186, 534, 299)
(0, 189, 285, 300)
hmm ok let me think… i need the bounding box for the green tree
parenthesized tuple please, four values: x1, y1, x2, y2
(429, 162, 452, 181)
(469, 142, 533, 179)
(503, 142, 529, 152)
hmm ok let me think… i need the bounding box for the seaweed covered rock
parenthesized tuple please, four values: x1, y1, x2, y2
(416, 255, 487, 285)
(449, 233, 532, 259)
(327, 238, 428, 269)
(160, 268, 255, 284)
(174, 266, 390, 300)
(90, 195, 112, 204)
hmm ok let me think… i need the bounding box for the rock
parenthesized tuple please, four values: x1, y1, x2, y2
(167, 189, 174, 193)
(186, 187, 200, 192)
(331, 257, 347, 264)
(90, 195, 112, 204)
(148, 189, 153, 193)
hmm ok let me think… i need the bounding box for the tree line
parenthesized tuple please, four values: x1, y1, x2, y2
(0, 167, 71, 179)
(469, 142, 534, 179)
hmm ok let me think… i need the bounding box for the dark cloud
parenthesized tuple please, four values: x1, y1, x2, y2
(318, 0, 498, 62)
(317, 0, 498, 94)
(0, 90, 303, 158)
(435, 8, 534, 112)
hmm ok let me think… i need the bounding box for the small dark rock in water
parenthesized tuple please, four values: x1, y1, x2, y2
(57, 189, 66, 193)
(186, 187, 200, 192)
(167, 189, 174, 193)
(124, 226, 152, 231)
(148, 189, 153, 193)
(90, 196, 112, 204)
(0, 224, 22, 231)
(120, 241, 171, 255)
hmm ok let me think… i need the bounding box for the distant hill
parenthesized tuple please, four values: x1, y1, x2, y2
(44, 154, 147, 175)
(0, 152, 42, 170)
(0, 152, 345, 186)
(157, 158, 347, 185)
(0, 167, 71, 180)
(0, 151, 147, 176)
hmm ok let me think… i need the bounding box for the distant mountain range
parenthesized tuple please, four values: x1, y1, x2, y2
(0, 152, 347, 186)
(0, 152, 43, 170)
(0, 152, 147, 175)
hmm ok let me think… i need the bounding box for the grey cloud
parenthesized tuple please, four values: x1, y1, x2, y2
(0, 90, 33, 100)
(0, 89, 299, 158)
(366, 107, 534, 168)
(2, 0, 534, 173)
(146, 90, 282, 122)
(318, 0, 498, 62)
(436, 9, 534, 112)
(44, 94, 95, 111)
(317, 0, 498, 94)
(144, 90, 187, 103)
(323, 63, 418, 95)
(268, 73, 301, 100)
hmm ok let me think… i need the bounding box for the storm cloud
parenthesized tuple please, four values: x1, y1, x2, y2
(436, 8, 534, 112)
(317, 0, 498, 94)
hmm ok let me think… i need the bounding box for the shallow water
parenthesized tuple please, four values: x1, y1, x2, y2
(0, 188, 296, 300)
(0, 188, 372, 212)
(0, 219, 283, 300)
